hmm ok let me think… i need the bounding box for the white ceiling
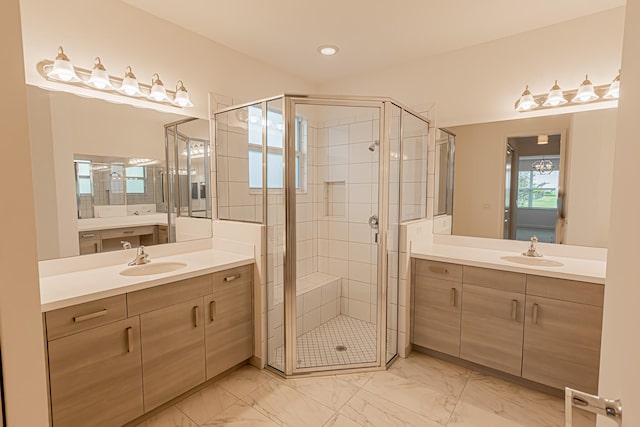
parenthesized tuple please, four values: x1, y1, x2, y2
(122, 0, 625, 84)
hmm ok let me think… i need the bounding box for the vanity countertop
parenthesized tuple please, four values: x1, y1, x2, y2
(411, 242, 606, 284)
(40, 249, 254, 312)
(77, 213, 168, 231)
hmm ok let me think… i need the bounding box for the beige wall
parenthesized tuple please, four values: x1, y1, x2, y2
(0, 0, 50, 424)
(19, 0, 317, 119)
(320, 8, 624, 128)
(599, 0, 640, 425)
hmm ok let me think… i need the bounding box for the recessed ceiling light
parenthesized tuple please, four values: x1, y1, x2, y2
(318, 45, 339, 56)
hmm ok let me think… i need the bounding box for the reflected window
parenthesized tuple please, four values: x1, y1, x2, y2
(247, 105, 306, 190)
(75, 160, 92, 195)
(125, 166, 145, 194)
(517, 155, 560, 209)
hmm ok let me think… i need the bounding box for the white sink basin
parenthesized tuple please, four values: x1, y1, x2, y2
(500, 256, 564, 267)
(120, 262, 187, 276)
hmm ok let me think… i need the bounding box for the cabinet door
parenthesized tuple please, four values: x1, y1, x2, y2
(460, 284, 525, 375)
(48, 317, 143, 427)
(205, 282, 253, 379)
(413, 275, 461, 356)
(140, 297, 205, 410)
(523, 296, 603, 394)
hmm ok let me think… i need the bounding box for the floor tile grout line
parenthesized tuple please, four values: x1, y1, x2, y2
(443, 369, 473, 426)
(173, 405, 203, 427)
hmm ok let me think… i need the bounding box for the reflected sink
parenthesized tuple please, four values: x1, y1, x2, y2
(120, 262, 187, 276)
(500, 256, 564, 267)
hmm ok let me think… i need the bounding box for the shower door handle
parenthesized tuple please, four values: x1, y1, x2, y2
(368, 214, 379, 230)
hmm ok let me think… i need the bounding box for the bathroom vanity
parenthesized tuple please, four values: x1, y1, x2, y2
(410, 244, 605, 396)
(39, 250, 254, 427)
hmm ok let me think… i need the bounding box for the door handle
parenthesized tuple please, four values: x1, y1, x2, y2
(209, 300, 216, 322)
(193, 306, 199, 328)
(511, 300, 518, 320)
(533, 303, 539, 324)
(73, 309, 108, 323)
(450, 288, 456, 307)
(224, 274, 240, 282)
(126, 327, 133, 353)
(429, 266, 448, 274)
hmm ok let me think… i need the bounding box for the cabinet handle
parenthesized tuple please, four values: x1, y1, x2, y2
(210, 300, 217, 322)
(123, 230, 135, 234)
(81, 233, 95, 238)
(511, 300, 518, 320)
(450, 288, 456, 307)
(126, 327, 133, 353)
(428, 266, 448, 274)
(193, 306, 199, 328)
(73, 309, 108, 323)
(224, 274, 241, 282)
(533, 303, 539, 324)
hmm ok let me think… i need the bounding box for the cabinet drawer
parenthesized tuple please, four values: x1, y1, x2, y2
(463, 266, 525, 294)
(127, 274, 213, 316)
(101, 225, 155, 239)
(213, 264, 253, 293)
(526, 275, 604, 307)
(46, 295, 127, 340)
(414, 259, 462, 282)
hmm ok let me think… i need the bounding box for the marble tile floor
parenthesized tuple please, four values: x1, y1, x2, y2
(133, 351, 595, 427)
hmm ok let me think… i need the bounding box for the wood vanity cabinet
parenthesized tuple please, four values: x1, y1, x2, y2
(412, 260, 462, 357)
(47, 317, 144, 427)
(205, 265, 254, 379)
(522, 276, 604, 394)
(460, 267, 526, 376)
(78, 231, 101, 255)
(140, 297, 206, 410)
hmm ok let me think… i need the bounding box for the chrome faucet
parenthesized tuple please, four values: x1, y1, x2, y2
(121, 241, 132, 250)
(523, 235, 543, 257)
(128, 246, 150, 266)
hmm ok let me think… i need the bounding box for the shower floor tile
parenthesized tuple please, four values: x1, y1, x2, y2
(273, 315, 377, 370)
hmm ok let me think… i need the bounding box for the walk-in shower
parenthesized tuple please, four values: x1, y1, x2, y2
(215, 95, 429, 376)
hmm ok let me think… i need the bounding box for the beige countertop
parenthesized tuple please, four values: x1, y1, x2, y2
(40, 249, 254, 312)
(411, 242, 606, 284)
(77, 214, 168, 232)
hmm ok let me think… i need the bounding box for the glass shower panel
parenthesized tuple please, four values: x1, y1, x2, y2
(265, 99, 286, 372)
(401, 112, 429, 222)
(386, 104, 402, 363)
(215, 104, 263, 223)
(292, 102, 380, 371)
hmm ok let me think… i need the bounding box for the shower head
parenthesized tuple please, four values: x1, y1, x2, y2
(368, 140, 379, 152)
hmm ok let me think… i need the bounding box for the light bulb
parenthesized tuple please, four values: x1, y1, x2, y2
(172, 80, 193, 107)
(542, 80, 567, 107)
(603, 70, 621, 99)
(86, 57, 112, 89)
(149, 73, 169, 102)
(572, 75, 599, 103)
(515, 85, 538, 112)
(119, 66, 142, 96)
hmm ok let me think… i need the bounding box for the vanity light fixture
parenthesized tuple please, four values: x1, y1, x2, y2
(532, 158, 554, 175)
(542, 80, 567, 107)
(38, 46, 194, 108)
(515, 70, 620, 112)
(572, 75, 599, 103)
(537, 135, 549, 145)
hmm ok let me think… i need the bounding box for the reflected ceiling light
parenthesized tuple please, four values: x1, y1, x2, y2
(603, 69, 621, 99)
(149, 73, 169, 102)
(173, 80, 193, 107)
(532, 158, 554, 175)
(515, 85, 538, 112)
(46, 47, 80, 82)
(542, 80, 567, 107)
(85, 57, 112, 89)
(119, 66, 142, 96)
(537, 135, 549, 145)
(572, 75, 599, 103)
(38, 46, 194, 108)
(318, 45, 339, 56)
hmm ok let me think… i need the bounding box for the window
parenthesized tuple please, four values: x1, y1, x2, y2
(75, 160, 92, 195)
(125, 166, 145, 194)
(517, 155, 560, 209)
(247, 105, 306, 190)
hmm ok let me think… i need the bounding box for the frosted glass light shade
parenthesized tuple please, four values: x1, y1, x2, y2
(149, 74, 169, 101)
(542, 80, 567, 107)
(515, 85, 538, 111)
(86, 58, 112, 89)
(173, 80, 193, 107)
(47, 47, 80, 82)
(119, 66, 142, 96)
(572, 75, 599, 103)
(603, 70, 621, 99)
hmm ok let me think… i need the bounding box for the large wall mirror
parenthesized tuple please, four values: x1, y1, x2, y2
(435, 107, 617, 248)
(27, 86, 213, 261)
